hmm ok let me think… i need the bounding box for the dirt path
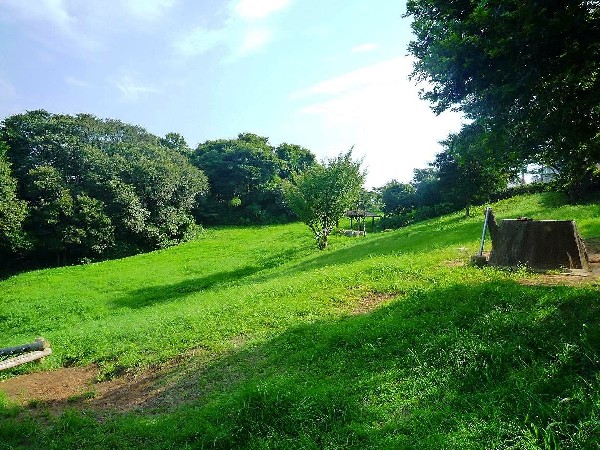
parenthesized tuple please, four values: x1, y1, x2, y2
(0, 364, 173, 414)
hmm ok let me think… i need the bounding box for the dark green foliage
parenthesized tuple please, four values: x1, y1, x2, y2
(380, 180, 415, 216)
(0, 110, 208, 265)
(0, 140, 28, 256)
(434, 126, 510, 217)
(380, 123, 512, 228)
(192, 133, 316, 225)
(380, 163, 474, 229)
(406, 0, 600, 197)
(275, 142, 317, 179)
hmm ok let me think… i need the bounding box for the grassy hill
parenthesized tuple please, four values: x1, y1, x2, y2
(1, 193, 599, 449)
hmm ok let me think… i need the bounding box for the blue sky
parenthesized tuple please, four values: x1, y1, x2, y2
(0, 0, 463, 187)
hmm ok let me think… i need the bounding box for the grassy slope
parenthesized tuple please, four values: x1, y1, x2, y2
(1, 193, 599, 449)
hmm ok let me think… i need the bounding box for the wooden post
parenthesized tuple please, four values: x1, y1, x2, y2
(0, 338, 51, 371)
(0, 349, 52, 371)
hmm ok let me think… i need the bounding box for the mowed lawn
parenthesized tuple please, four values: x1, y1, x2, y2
(1, 193, 599, 449)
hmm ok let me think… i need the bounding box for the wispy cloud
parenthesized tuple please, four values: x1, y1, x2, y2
(113, 75, 160, 101)
(351, 43, 378, 53)
(234, 0, 292, 20)
(125, 0, 177, 21)
(291, 59, 403, 100)
(3, 0, 75, 33)
(175, 26, 228, 57)
(64, 76, 92, 88)
(1, 0, 180, 55)
(175, 0, 291, 61)
(290, 57, 464, 186)
(1, 0, 105, 52)
(238, 28, 272, 54)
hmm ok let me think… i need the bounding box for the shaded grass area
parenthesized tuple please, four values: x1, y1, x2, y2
(2, 280, 599, 449)
(1, 193, 600, 448)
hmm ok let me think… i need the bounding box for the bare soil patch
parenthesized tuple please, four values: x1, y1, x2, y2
(3, 240, 598, 416)
(0, 346, 219, 416)
(0, 364, 170, 415)
(350, 292, 397, 315)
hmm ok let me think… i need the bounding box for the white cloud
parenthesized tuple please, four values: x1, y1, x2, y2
(239, 28, 272, 54)
(113, 75, 160, 101)
(291, 57, 465, 187)
(3, 0, 75, 32)
(125, 0, 177, 21)
(0, 0, 106, 52)
(234, 0, 291, 20)
(175, 26, 227, 57)
(291, 59, 403, 99)
(351, 43, 378, 53)
(175, 0, 291, 62)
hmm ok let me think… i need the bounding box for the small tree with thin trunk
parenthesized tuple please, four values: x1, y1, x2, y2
(284, 150, 365, 250)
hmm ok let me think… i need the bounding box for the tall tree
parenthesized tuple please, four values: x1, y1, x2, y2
(434, 123, 510, 216)
(0, 140, 28, 255)
(380, 180, 415, 217)
(406, 0, 600, 196)
(411, 167, 442, 208)
(275, 143, 317, 179)
(193, 133, 315, 224)
(284, 150, 365, 250)
(161, 132, 191, 155)
(24, 165, 76, 264)
(1, 110, 208, 263)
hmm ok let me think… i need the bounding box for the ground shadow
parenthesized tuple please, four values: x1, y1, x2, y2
(281, 217, 484, 274)
(112, 247, 303, 309)
(111, 265, 262, 308)
(6, 279, 598, 448)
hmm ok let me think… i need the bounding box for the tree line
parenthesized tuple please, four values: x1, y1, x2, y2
(0, 110, 318, 267)
(403, 0, 600, 202)
(3, 1, 597, 265)
(379, 0, 599, 226)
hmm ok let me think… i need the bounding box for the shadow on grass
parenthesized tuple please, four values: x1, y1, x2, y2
(112, 265, 262, 308)
(287, 217, 484, 272)
(110, 219, 483, 310)
(5, 279, 598, 449)
(113, 247, 305, 308)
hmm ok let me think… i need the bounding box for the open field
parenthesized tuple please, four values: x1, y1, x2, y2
(1, 193, 599, 449)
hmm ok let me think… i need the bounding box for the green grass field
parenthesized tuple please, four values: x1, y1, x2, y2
(1, 193, 599, 449)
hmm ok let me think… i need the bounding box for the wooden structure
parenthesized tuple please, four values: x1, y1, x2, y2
(346, 210, 382, 234)
(487, 210, 589, 270)
(0, 338, 51, 371)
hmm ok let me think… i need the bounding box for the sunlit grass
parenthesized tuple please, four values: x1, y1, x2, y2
(1, 193, 599, 448)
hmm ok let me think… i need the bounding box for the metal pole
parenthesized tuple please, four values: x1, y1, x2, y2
(478, 207, 491, 256)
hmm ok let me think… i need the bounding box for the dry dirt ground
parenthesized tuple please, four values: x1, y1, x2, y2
(0, 293, 395, 416)
(2, 244, 599, 416)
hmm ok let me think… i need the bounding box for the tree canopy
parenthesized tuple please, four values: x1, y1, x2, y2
(192, 133, 316, 224)
(284, 150, 365, 249)
(1, 110, 208, 265)
(0, 140, 28, 255)
(406, 0, 600, 196)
